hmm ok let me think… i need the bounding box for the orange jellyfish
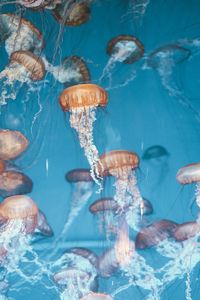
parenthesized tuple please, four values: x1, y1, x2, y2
(0, 51, 46, 104)
(0, 14, 44, 56)
(173, 221, 200, 242)
(44, 55, 90, 87)
(80, 293, 114, 300)
(176, 163, 200, 208)
(53, 1, 91, 26)
(97, 150, 144, 217)
(59, 84, 108, 188)
(0, 171, 33, 198)
(0, 130, 28, 160)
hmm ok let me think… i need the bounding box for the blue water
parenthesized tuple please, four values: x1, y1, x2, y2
(0, 0, 200, 299)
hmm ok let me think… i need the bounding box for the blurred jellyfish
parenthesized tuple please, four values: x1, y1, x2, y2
(0, 171, 33, 198)
(0, 14, 44, 56)
(89, 197, 153, 236)
(0, 50, 46, 105)
(53, 0, 91, 26)
(52, 247, 98, 300)
(59, 84, 108, 188)
(43, 55, 90, 86)
(135, 219, 178, 249)
(123, 0, 150, 30)
(97, 150, 144, 222)
(0, 130, 28, 160)
(176, 163, 200, 208)
(146, 44, 200, 120)
(100, 35, 144, 87)
(60, 169, 94, 236)
(80, 292, 113, 300)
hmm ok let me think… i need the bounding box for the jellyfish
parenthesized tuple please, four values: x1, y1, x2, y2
(100, 35, 144, 88)
(43, 55, 90, 87)
(60, 169, 94, 237)
(52, 247, 98, 300)
(80, 292, 114, 300)
(0, 14, 44, 56)
(17, 0, 60, 9)
(0, 171, 33, 198)
(89, 197, 153, 235)
(0, 130, 28, 160)
(123, 0, 150, 30)
(176, 163, 200, 208)
(97, 150, 144, 222)
(0, 50, 46, 105)
(53, 0, 91, 26)
(59, 84, 108, 188)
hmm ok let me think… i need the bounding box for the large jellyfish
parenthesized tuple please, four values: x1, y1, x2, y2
(61, 169, 94, 236)
(43, 55, 90, 87)
(53, 0, 91, 26)
(176, 162, 200, 208)
(59, 83, 108, 188)
(97, 150, 144, 223)
(100, 35, 144, 88)
(52, 247, 98, 300)
(0, 50, 46, 105)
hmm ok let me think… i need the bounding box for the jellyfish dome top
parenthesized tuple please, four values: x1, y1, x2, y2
(97, 150, 144, 217)
(135, 219, 178, 249)
(173, 221, 200, 242)
(0, 130, 28, 160)
(107, 35, 144, 64)
(176, 163, 200, 208)
(0, 171, 33, 198)
(66, 168, 93, 182)
(53, 0, 91, 26)
(0, 195, 38, 234)
(59, 84, 108, 188)
(142, 145, 170, 160)
(80, 292, 114, 300)
(0, 13, 44, 56)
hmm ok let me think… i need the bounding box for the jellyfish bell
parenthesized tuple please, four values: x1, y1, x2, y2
(35, 210, 54, 237)
(80, 292, 114, 300)
(98, 247, 119, 278)
(142, 145, 170, 160)
(53, 267, 91, 286)
(107, 35, 144, 64)
(0, 14, 44, 56)
(0, 130, 28, 160)
(0, 195, 38, 234)
(0, 171, 33, 198)
(53, 0, 91, 26)
(17, 0, 60, 9)
(176, 163, 200, 208)
(69, 247, 98, 269)
(173, 221, 200, 242)
(135, 219, 178, 249)
(66, 168, 93, 183)
(59, 84, 108, 188)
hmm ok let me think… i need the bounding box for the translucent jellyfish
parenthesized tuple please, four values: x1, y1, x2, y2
(97, 150, 144, 220)
(123, 0, 150, 30)
(89, 197, 153, 235)
(135, 219, 178, 249)
(52, 247, 98, 300)
(59, 84, 108, 188)
(80, 292, 114, 300)
(43, 55, 90, 87)
(0, 130, 28, 160)
(0, 50, 46, 105)
(53, 0, 91, 26)
(146, 44, 200, 120)
(0, 14, 44, 56)
(61, 169, 94, 236)
(0, 171, 33, 198)
(100, 35, 144, 87)
(176, 163, 200, 208)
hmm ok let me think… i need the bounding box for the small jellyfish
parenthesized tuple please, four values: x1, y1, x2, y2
(100, 35, 144, 88)
(135, 219, 178, 249)
(0, 51, 46, 105)
(176, 163, 200, 208)
(53, 0, 91, 26)
(59, 84, 108, 188)
(0, 130, 28, 160)
(97, 150, 144, 220)
(80, 293, 114, 300)
(35, 209, 54, 237)
(44, 55, 90, 86)
(142, 145, 169, 160)
(0, 14, 44, 56)
(0, 171, 33, 198)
